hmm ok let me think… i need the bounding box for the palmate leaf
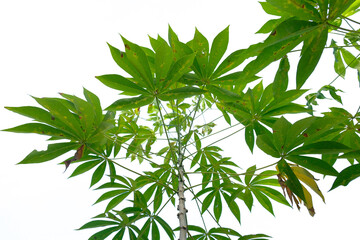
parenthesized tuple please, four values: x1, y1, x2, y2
(121, 36, 154, 90)
(18, 142, 80, 164)
(4, 106, 79, 139)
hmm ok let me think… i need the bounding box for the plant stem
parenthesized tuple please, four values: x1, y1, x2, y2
(177, 154, 188, 240)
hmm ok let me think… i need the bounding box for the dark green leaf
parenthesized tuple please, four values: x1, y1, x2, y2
(245, 126, 255, 152)
(277, 159, 305, 201)
(256, 134, 280, 158)
(96, 74, 149, 95)
(154, 216, 175, 240)
(106, 95, 154, 111)
(251, 188, 274, 215)
(331, 164, 360, 190)
(296, 25, 328, 89)
(69, 160, 102, 178)
(273, 55, 289, 98)
(161, 53, 196, 90)
(159, 86, 206, 101)
(207, 85, 242, 102)
(33, 97, 83, 138)
(214, 192, 222, 221)
(286, 155, 338, 176)
(90, 161, 107, 187)
(3, 123, 74, 139)
(77, 220, 119, 230)
(88, 226, 119, 240)
(18, 142, 79, 164)
(289, 141, 351, 155)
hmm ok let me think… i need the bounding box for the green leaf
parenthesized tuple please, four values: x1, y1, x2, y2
(214, 192, 222, 221)
(3, 123, 74, 139)
(4, 106, 78, 139)
(208, 26, 229, 76)
(33, 97, 83, 138)
(154, 41, 173, 85)
(106, 95, 154, 111)
(154, 216, 175, 240)
(159, 86, 206, 101)
(69, 160, 102, 178)
(207, 85, 242, 102)
(105, 193, 130, 212)
(245, 165, 257, 185)
(256, 186, 291, 207)
(286, 155, 338, 176)
(212, 49, 249, 78)
(90, 161, 107, 187)
(330, 40, 346, 78)
(96, 74, 149, 95)
(251, 188, 274, 215)
(107, 43, 144, 83)
(245, 126, 255, 152)
(18, 142, 80, 164)
(243, 189, 254, 211)
(257, 18, 286, 34)
(296, 25, 328, 89)
(289, 141, 351, 155)
(121, 36, 154, 90)
(256, 134, 280, 158)
(161, 53, 196, 90)
(88, 226, 119, 240)
(190, 28, 209, 77)
(340, 48, 360, 70)
(223, 193, 241, 223)
(153, 186, 163, 212)
(266, 0, 321, 21)
(273, 55, 289, 98)
(77, 220, 119, 230)
(330, 164, 360, 190)
(272, 116, 291, 153)
(277, 159, 305, 201)
(329, 0, 356, 19)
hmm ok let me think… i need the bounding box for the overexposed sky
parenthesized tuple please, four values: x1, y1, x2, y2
(1, 1, 360, 239)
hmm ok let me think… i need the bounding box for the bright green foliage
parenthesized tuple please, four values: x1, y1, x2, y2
(4, 1, 360, 240)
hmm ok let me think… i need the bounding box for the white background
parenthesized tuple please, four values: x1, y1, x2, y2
(1, 0, 360, 239)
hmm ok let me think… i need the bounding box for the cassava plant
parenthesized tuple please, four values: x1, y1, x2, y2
(4, 1, 360, 239)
